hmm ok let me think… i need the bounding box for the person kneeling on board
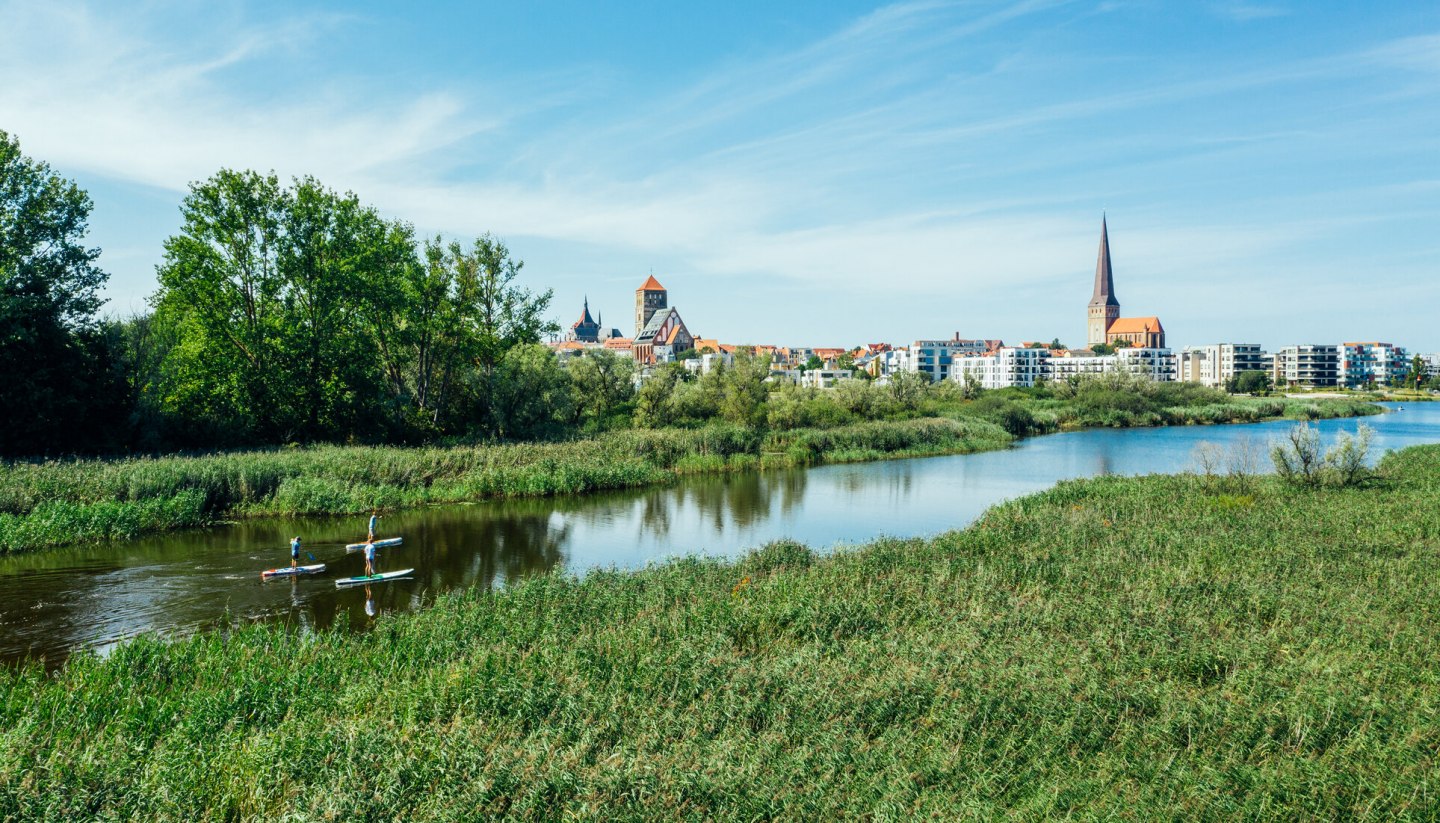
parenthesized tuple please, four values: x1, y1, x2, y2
(290, 536, 302, 570)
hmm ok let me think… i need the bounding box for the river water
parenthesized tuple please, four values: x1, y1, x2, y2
(4, 404, 1439, 667)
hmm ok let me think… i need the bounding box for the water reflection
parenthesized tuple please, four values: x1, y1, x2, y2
(4, 404, 1439, 668)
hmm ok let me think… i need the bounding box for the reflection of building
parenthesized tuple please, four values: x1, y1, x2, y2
(1087, 217, 1167, 349)
(630, 275, 695, 365)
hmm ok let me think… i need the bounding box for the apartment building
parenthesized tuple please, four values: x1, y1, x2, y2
(1177, 343, 1267, 387)
(1272, 345, 1340, 388)
(1338, 342, 1409, 389)
(952, 347, 1050, 389)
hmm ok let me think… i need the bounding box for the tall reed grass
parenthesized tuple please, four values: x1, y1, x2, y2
(4, 445, 1439, 819)
(0, 418, 1013, 553)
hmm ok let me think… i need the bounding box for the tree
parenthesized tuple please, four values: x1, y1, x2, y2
(0, 129, 115, 456)
(719, 351, 771, 425)
(461, 234, 559, 434)
(1049, 338, 1067, 350)
(154, 170, 406, 443)
(885, 369, 929, 412)
(1228, 370, 1271, 396)
(1410, 355, 1427, 390)
(1089, 342, 1116, 355)
(567, 348, 635, 428)
(802, 354, 824, 373)
(492, 343, 574, 439)
(634, 363, 687, 428)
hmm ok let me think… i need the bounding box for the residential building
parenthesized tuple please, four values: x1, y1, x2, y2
(952, 347, 1050, 389)
(1177, 344, 1267, 388)
(1338, 342, 1409, 389)
(1272, 345, 1340, 388)
(907, 339, 988, 383)
(801, 369, 854, 389)
(1047, 347, 1175, 383)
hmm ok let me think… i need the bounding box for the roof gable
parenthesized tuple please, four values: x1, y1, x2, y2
(1107, 316, 1164, 334)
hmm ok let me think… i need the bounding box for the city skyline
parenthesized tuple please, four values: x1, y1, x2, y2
(2, 1, 1437, 348)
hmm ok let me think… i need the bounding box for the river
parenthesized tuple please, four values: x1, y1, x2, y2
(4, 403, 1439, 667)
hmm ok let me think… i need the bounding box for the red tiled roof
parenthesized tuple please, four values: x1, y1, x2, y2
(637, 275, 665, 291)
(604, 337, 634, 349)
(1108, 316, 1164, 335)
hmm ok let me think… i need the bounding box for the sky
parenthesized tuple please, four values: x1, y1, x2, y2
(2, 0, 1437, 350)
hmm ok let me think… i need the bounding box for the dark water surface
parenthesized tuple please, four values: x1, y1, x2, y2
(5, 404, 1440, 667)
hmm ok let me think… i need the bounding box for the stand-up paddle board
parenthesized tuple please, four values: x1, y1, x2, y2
(345, 537, 403, 552)
(335, 568, 413, 587)
(261, 563, 326, 579)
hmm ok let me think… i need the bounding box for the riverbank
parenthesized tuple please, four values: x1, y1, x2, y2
(4, 443, 1437, 819)
(0, 395, 1379, 554)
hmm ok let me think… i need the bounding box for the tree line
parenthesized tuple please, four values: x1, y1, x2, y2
(2, 130, 572, 457)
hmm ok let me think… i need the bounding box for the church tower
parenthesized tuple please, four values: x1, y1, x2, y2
(1087, 216, 1121, 346)
(635, 275, 667, 335)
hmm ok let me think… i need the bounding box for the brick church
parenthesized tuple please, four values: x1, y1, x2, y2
(1087, 216, 1165, 349)
(630, 275, 695, 365)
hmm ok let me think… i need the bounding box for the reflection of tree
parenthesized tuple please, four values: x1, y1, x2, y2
(413, 506, 570, 592)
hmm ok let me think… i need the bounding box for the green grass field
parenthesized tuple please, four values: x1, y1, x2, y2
(3, 443, 1438, 819)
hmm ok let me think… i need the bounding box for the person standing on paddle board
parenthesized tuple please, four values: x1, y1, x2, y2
(367, 509, 379, 542)
(363, 540, 377, 578)
(290, 536, 301, 570)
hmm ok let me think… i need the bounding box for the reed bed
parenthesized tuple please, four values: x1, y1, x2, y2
(4, 445, 1440, 819)
(0, 418, 1012, 553)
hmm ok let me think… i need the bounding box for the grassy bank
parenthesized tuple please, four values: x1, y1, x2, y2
(4, 445, 1440, 819)
(0, 417, 1011, 554)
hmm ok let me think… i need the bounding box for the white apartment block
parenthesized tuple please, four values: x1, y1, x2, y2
(1272, 345, 1340, 387)
(1177, 343, 1267, 387)
(800, 369, 854, 389)
(1420, 353, 1440, 380)
(1338, 342, 1409, 389)
(952, 347, 1050, 389)
(953, 346, 1174, 389)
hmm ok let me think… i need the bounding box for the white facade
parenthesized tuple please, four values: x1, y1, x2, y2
(954, 346, 1174, 388)
(952, 347, 1050, 389)
(800, 369, 854, 389)
(1338, 342, 1409, 389)
(1177, 343, 1267, 388)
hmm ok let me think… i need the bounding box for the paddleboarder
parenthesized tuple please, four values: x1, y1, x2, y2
(363, 540, 377, 578)
(290, 536, 301, 570)
(367, 509, 379, 542)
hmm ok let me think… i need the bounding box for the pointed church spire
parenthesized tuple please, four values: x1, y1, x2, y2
(1089, 215, 1119, 308)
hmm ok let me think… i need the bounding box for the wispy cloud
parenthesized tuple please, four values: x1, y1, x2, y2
(1, 0, 1436, 345)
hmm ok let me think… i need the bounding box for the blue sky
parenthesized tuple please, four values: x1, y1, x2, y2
(2, 0, 1437, 350)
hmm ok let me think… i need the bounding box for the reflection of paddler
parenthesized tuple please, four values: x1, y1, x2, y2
(364, 584, 376, 617)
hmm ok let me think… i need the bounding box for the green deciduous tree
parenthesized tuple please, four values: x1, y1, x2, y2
(0, 129, 118, 456)
(153, 170, 410, 443)
(567, 349, 635, 428)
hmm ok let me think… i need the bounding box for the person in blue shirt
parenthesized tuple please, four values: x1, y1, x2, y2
(367, 509, 378, 542)
(290, 536, 301, 570)
(363, 540, 377, 578)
